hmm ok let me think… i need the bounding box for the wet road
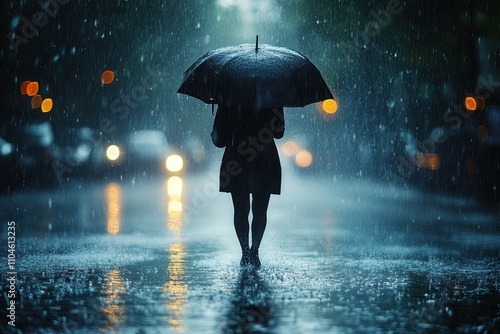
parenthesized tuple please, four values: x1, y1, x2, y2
(1, 168, 499, 333)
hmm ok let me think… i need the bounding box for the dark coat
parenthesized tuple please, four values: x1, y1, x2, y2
(211, 106, 285, 194)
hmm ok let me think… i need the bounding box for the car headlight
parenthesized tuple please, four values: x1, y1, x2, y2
(106, 145, 121, 161)
(166, 154, 184, 172)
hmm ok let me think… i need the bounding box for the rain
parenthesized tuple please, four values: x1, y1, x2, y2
(0, 0, 499, 333)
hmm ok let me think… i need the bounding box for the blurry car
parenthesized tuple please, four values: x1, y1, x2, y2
(104, 130, 184, 176)
(179, 136, 210, 172)
(10, 122, 61, 188)
(55, 127, 104, 179)
(399, 104, 500, 206)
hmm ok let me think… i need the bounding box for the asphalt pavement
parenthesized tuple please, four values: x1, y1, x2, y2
(1, 168, 499, 333)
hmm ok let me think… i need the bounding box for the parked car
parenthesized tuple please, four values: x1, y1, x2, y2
(10, 122, 61, 188)
(55, 127, 104, 179)
(398, 104, 499, 207)
(103, 130, 184, 176)
(179, 136, 210, 172)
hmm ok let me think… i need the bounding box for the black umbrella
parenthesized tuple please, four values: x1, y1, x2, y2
(178, 37, 334, 109)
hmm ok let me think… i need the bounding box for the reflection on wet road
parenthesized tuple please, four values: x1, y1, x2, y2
(222, 270, 276, 333)
(106, 183, 122, 235)
(0, 172, 499, 333)
(165, 176, 187, 332)
(101, 269, 126, 329)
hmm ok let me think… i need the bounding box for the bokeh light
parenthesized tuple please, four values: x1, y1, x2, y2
(295, 149, 313, 168)
(26, 81, 39, 96)
(106, 145, 121, 161)
(31, 95, 42, 109)
(465, 96, 477, 111)
(415, 152, 441, 170)
(167, 176, 183, 198)
(477, 125, 488, 142)
(282, 140, 300, 157)
(427, 153, 441, 170)
(465, 96, 485, 111)
(41, 98, 53, 113)
(20, 80, 31, 95)
(166, 154, 184, 173)
(101, 70, 115, 84)
(322, 99, 338, 114)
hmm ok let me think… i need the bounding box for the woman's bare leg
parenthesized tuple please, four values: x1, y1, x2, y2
(250, 193, 271, 267)
(231, 192, 251, 265)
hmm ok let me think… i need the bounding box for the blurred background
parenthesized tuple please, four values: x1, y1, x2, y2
(0, 0, 499, 207)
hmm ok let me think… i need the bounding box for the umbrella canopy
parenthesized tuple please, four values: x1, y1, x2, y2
(178, 38, 334, 109)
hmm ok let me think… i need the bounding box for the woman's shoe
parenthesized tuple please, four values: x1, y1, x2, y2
(240, 249, 251, 266)
(249, 249, 261, 268)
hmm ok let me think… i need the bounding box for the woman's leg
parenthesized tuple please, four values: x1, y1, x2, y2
(250, 193, 271, 266)
(231, 192, 251, 264)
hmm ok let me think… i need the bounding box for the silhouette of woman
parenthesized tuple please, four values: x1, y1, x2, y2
(212, 105, 285, 267)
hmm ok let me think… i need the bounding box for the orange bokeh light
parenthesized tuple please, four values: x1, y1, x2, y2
(282, 141, 300, 157)
(101, 70, 115, 84)
(20, 80, 31, 95)
(31, 95, 42, 109)
(322, 99, 338, 114)
(41, 98, 53, 113)
(477, 125, 489, 142)
(465, 96, 485, 111)
(415, 152, 441, 170)
(295, 149, 313, 168)
(427, 153, 441, 171)
(26, 82, 39, 96)
(465, 96, 477, 111)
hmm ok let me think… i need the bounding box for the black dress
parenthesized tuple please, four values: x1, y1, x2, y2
(211, 106, 285, 194)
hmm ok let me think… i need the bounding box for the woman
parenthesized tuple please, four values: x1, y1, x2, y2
(211, 105, 285, 267)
